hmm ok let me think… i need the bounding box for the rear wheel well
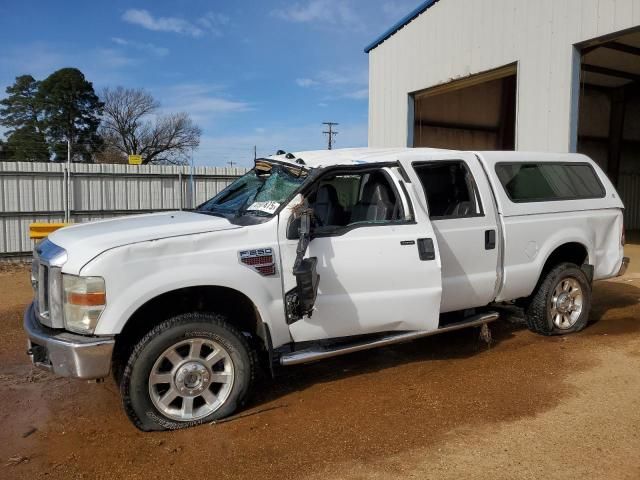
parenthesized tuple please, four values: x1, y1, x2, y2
(112, 286, 266, 384)
(541, 242, 589, 278)
(516, 242, 589, 308)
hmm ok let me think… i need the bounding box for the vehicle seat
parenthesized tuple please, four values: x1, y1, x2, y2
(351, 174, 395, 222)
(314, 184, 344, 226)
(443, 171, 473, 217)
(446, 201, 472, 216)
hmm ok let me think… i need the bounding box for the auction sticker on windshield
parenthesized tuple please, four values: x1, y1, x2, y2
(247, 201, 280, 214)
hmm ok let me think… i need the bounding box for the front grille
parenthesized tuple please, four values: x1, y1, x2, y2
(33, 239, 67, 329)
(37, 263, 50, 320)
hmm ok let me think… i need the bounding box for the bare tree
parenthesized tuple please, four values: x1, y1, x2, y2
(93, 144, 128, 164)
(100, 87, 201, 165)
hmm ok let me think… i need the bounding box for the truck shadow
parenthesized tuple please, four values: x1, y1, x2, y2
(584, 280, 640, 336)
(251, 317, 526, 408)
(250, 279, 640, 409)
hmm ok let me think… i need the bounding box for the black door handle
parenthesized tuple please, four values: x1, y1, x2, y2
(417, 238, 435, 261)
(485, 230, 496, 250)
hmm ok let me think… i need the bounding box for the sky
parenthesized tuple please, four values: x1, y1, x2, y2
(0, 0, 422, 167)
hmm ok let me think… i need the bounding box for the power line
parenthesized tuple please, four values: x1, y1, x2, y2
(322, 122, 339, 150)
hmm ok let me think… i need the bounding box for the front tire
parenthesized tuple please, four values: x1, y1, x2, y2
(525, 262, 592, 336)
(120, 313, 255, 431)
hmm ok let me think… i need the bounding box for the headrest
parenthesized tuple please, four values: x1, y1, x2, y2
(317, 184, 339, 203)
(362, 174, 392, 203)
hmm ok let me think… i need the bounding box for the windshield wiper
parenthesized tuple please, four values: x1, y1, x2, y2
(194, 209, 227, 218)
(240, 209, 272, 217)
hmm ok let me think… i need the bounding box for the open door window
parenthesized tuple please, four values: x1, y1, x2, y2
(287, 169, 412, 237)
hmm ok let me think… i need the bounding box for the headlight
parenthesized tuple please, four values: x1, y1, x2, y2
(63, 275, 106, 334)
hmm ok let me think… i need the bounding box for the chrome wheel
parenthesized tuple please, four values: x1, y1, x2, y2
(148, 338, 235, 422)
(550, 277, 583, 330)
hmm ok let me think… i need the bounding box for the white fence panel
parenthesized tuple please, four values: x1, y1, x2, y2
(0, 162, 246, 257)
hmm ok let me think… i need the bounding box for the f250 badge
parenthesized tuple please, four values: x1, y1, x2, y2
(238, 248, 277, 276)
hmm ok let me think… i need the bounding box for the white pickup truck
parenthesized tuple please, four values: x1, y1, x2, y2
(24, 148, 628, 430)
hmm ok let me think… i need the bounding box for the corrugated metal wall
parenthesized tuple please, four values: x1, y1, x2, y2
(0, 162, 246, 257)
(619, 174, 640, 230)
(368, 0, 640, 152)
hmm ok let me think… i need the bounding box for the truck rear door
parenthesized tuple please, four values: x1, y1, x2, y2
(404, 153, 500, 313)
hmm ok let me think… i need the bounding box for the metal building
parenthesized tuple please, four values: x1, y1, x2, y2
(366, 0, 640, 189)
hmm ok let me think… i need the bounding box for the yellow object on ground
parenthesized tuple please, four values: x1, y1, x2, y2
(29, 223, 69, 240)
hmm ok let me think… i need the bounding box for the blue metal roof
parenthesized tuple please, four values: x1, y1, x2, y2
(364, 0, 440, 53)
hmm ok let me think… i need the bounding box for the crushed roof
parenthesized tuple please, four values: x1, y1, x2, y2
(267, 147, 453, 168)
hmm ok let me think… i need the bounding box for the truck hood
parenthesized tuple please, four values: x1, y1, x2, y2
(48, 211, 241, 272)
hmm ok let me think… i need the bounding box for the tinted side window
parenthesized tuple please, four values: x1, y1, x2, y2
(413, 161, 483, 219)
(495, 163, 605, 202)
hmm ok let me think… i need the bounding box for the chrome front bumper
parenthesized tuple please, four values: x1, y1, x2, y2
(24, 302, 115, 380)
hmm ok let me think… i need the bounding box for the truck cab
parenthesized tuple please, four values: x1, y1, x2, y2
(24, 148, 628, 431)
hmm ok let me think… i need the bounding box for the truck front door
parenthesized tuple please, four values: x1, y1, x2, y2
(278, 165, 442, 343)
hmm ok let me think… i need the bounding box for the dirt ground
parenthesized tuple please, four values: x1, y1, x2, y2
(1, 248, 639, 480)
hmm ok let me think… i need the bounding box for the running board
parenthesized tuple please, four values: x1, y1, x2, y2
(279, 312, 499, 366)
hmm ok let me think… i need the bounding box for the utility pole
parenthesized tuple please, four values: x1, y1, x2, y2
(64, 137, 71, 223)
(322, 122, 339, 150)
(190, 146, 195, 209)
(227, 160, 237, 168)
(253, 145, 257, 160)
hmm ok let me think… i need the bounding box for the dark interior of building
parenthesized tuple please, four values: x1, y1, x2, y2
(578, 30, 640, 187)
(413, 65, 517, 151)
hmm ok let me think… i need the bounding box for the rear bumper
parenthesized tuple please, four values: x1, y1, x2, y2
(24, 302, 114, 380)
(617, 257, 630, 277)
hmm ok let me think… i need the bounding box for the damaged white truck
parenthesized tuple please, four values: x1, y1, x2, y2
(25, 148, 628, 430)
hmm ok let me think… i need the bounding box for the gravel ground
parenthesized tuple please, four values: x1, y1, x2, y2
(0, 249, 639, 480)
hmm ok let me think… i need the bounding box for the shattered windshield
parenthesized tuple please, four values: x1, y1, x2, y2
(197, 161, 308, 217)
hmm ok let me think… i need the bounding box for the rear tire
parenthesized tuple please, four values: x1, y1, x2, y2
(525, 262, 592, 336)
(120, 312, 256, 431)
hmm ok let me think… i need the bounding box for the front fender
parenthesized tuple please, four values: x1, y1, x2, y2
(79, 233, 291, 348)
(99, 266, 281, 332)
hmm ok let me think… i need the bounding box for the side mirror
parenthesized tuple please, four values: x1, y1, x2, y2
(287, 217, 301, 239)
(292, 257, 319, 318)
(286, 206, 320, 323)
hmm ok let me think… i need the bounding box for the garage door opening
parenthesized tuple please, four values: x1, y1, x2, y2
(577, 29, 640, 188)
(413, 64, 517, 151)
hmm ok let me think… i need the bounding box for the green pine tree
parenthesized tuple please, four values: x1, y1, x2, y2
(5, 125, 50, 161)
(38, 68, 103, 163)
(0, 75, 49, 161)
(0, 139, 9, 161)
(0, 75, 41, 131)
